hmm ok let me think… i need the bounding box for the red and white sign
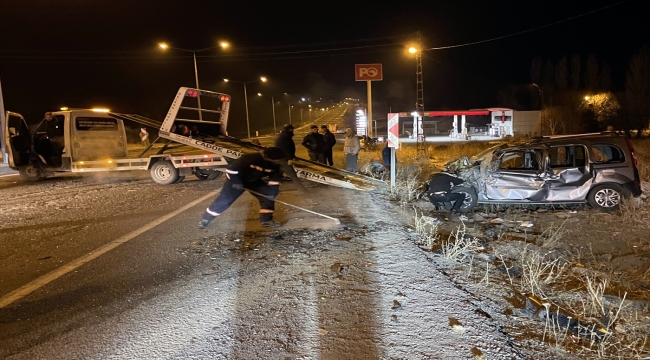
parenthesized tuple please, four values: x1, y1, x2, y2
(387, 113, 399, 149)
(355, 64, 383, 81)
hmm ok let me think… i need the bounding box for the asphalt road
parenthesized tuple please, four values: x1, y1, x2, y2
(0, 105, 529, 359)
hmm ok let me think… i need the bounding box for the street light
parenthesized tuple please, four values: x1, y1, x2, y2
(158, 41, 229, 120)
(223, 77, 268, 140)
(257, 92, 287, 134)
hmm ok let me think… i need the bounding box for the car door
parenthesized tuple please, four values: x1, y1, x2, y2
(4, 111, 32, 168)
(484, 149, 545, 200)
(544, 144, 592, 201)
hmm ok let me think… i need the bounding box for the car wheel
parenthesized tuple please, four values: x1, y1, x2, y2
(194, 168, 223, 181)
(149, 160, 180, 185)
(19, 164, 45, 182)
(588, 184, 623, 211)
(450, 186, 478, 212)
(172, 175, 185, 184)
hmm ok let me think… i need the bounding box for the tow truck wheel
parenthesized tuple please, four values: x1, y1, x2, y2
(194, 169, 223, 181)
(150, 160, 180, 185)
(19, 164, 45, 182)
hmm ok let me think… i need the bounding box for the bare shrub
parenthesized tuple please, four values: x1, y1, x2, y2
(538, 220, 568, 249)
(441, 222, 482, 263)
(617, 195, 650, 225)
(518, 245, 568, 298)
(631, 139, 650, 182)
(412, 207, 440, 250)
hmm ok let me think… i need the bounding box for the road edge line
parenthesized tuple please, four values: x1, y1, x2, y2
(0, 190, 218, 309)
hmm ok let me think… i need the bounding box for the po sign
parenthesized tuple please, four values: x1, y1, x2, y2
(355, 64, 383, 81)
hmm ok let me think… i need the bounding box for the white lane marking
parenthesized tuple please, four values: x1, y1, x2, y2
(0, 190, 219, 309)
(0, 173, 18, 178)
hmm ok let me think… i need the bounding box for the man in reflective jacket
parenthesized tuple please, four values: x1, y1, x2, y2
(199, 147, 300, 228)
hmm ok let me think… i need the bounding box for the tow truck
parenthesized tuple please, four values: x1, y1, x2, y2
(4, 87, 387, 191)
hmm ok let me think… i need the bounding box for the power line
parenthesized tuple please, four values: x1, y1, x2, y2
(425, 0, 633, 51)
(0, 34, 412, 58)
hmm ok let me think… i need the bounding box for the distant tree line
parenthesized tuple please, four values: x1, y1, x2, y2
(497, 46, 650, 137)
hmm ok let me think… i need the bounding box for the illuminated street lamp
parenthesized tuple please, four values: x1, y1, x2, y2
(158, 41, 229, 120)
(223, 77, 268, 140)
(257, 92, 287, 134)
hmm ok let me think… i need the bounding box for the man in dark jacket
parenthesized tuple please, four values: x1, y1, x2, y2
(320, 125, 336, 166)
(302, 125, 325, 163)
(425, 172, 466, 213)
(199, 147, 301, 228)
(274, 124, 296, 161)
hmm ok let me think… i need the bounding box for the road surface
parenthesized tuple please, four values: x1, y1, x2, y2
(0, 105, 542, 359)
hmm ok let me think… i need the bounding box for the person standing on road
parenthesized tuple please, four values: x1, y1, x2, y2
(320, 125, 336, 166)
(274, 124, 296, 161)
(343, 128, 360, 172)
(302, 125, 325, 163)
(199, 147, 304, 228)
(425, 172, 466, 213)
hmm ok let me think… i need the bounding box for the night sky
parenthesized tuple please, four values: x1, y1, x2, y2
(0, 0, 647, 137)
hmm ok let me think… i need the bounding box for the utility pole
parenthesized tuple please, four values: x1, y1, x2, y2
(288, 104, 292, 125)
(532, 83, 544, 136)
(415, 31, 426, 156)
(0, 77, 7, 163)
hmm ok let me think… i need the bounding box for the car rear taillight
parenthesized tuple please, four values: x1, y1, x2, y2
(624, 137, 638, 167)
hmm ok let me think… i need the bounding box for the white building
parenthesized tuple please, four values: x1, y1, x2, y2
(488, 108, 541, 137)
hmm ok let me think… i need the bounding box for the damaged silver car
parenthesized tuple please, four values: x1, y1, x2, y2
(439, 133, 643, 211)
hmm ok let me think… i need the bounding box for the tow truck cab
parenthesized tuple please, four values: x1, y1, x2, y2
(4, 109, 127, 180)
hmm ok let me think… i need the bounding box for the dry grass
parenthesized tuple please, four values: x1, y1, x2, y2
(518, 245, 568, 299)
(630, 139, 650, 182)
(389, 138, 650, 358)
(441, 222, 482, 263)
(359, 141, 498, 202)
(411, 207, 441, 250)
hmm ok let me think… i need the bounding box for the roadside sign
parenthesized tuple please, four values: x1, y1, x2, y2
(387, 113, 399, 149)
(355, 64, 383, 81)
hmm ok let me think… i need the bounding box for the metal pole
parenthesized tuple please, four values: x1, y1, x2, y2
(244, 82, 251, 140)
(192, 52, 202, 120)
(367, 80, 372, 138)
(271, 96, 277, 134)
(536, 87, 540, 136)
(288, 104, 292, 125)
(0, 76, 7, 163)
(390, 147, 396, 188)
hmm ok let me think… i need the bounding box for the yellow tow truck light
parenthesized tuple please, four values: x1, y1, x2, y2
(92, 108, 110, 113)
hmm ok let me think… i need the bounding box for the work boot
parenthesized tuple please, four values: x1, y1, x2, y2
(198, 219, 211, 229)
(260, 220, 282, 227)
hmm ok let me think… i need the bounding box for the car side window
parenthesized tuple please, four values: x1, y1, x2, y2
(592, 144, 624, 163)
(549, 145, 587, 168)
(499, 150, 539, 171)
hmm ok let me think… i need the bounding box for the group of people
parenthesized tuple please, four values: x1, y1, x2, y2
(300, 124, 337, 165)
(273, 123, 363, 173)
